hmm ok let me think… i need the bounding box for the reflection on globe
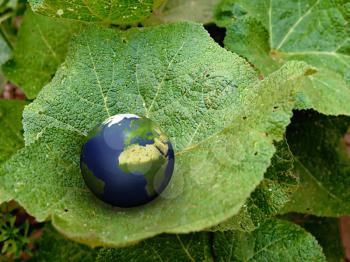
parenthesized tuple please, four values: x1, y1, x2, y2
(80, 114, 175, 208)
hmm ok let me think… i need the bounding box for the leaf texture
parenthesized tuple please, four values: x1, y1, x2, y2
(3, 9, 83, 99)
(214, 219, 326, 262)
(218, 0, 350, 115)
(214, 140, 298, 232)
(283, 214, 345, 262)
(144, 0, 221, 25)
(0, 99, 25, 165)
(29, 0, 163, 25)
(283, 110, 350, 216)
(96, 233, 212, 262)
(0, 23, 313, 247)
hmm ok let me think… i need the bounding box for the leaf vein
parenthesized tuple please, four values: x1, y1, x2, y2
(176, 235, 195, 262)
(147, 41, 185, 115)
(86, 42, 111, 117)
(296, 158, 344, 203)
(276, 0, 320, 49)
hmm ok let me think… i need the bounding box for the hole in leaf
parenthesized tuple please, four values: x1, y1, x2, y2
(204, 23, 226, 47)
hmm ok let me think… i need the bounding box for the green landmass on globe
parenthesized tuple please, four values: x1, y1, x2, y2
(124, 118, 155, 146)
(119, 118, 171, 196)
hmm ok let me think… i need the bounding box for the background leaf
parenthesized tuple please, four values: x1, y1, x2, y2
(96, 233, 212, 262)
(29, 224, 97, 262)
(0, 34, 10, 65)
(217, 0, 350, 115)
(214, 139, 298, 232)
(144, 0, 221, 25)
(283, 214, 345, 262)
(0, 27, 12, 92)
(283, 110, 350, 216)
(0, 99, 25, 165)
(214, 219, 326, 261)
(0, 23, 312, 247)
(29, 0, 163, 25)
(3, 9, 83, 99)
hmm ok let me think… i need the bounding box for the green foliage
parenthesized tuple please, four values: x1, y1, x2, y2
(0, 202, 31, 260)
(0, 35, 10, 66)
(283, 110, 350, 216)
(3, 9, 83, 99)
(0, 0, 26, 91)
(144, 0, 221, 25)
(29, 224, 97, 262)
(96, 233, 212, 262)
(0, 99, 25, 165)
(0, 22, 313, 247)
(214, 219, 326, 261)
(217, 0, 350, 115)
(283, 214, 345, 262)
(0, 0, 26, 49)
(29, 0, 163, 25)
(0, 0, 349, 260)
(214, 139, 298, 232)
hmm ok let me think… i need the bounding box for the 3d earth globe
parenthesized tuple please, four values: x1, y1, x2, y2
(80, 114, 175, 208)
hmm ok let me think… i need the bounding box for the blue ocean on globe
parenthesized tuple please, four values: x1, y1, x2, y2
(80, 114, 175, 208)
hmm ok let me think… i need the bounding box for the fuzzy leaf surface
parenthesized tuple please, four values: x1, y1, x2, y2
(3, 9, 83, 99)
(29, 0, 163, 25)
(144, 0, 221, 25)
(96, 233, 212, 262)
(1, 23, 312, 247)
(283, 214, 345, 262)
(283, 110, 350, 216)
(214, 139, 298, 232)
(214, 219, 326, 261)
(218, 0, 350, 115)
(0, 99, 25, 165)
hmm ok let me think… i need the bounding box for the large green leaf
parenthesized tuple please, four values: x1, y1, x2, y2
(218, 0, 350, 115)
(0, 99, 25, 165)
(214, 219, 326, 261)
(96, 233, 212, 261)
(0, 23, 313, 247)
(144, 0, 221, 25)
(29, 0, 163, 25)
(29, 224, 97, 262)
(283, 110, 350, 216)
(214, 139, 298, 232)
(302, 217, 345, 262)
(3, 9, 83, 99)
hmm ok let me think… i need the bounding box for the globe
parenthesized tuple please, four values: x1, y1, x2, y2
(80, 114, 175, 208)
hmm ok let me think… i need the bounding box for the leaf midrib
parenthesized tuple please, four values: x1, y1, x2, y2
(244, 235, 290, 261)
(295, 158, 344, 204)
